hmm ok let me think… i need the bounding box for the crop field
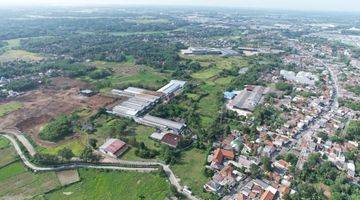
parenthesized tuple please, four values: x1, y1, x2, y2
(45, 169, 171, 200)
(0, 101, 23, 117)
(172, 148, 213, 199)
(0, 50, 44, 62)
(0, 162, 61, 200)
(0, 147, 17, 168)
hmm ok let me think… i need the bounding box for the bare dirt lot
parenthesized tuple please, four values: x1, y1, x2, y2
(0, 77, 122, 147)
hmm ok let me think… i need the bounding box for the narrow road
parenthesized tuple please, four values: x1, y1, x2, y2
(0, 132, 199, 200)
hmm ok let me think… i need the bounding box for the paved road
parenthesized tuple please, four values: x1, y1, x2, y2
(2, 128, 36, 156)
(0, 132, 199, 200)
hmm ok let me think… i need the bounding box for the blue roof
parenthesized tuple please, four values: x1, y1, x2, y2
(224, 91, 236, 99)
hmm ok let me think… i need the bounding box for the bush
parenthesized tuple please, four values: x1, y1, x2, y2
(39, 115, 76, 142)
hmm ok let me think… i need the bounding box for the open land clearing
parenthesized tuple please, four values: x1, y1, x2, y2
(0, 77, 122, 149)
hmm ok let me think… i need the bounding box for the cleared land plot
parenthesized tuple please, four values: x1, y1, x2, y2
(56, 170, 80, 186)
(84, 60, 141, 76)
(45, 169, 171, 200)
(0, 162, 60, 200)
(0, 102, 23, 117)
(172, 148, 213, 199)
(0, 50, 44, 62)
(0, 77, 116, 148)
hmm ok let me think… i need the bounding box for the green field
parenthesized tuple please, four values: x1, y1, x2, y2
(172, 148, 213, 199)
(44, 169, 171, 200)
(0, 137, 10, 149)
(121, 125, 160, 161)
(0, 162, 61, 199)
(0, 101, 23, 117)
(0, 50, 44, 62)
(37, 136, 87, 157)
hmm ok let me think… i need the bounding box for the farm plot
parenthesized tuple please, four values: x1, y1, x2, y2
(0, 162, 61, 200)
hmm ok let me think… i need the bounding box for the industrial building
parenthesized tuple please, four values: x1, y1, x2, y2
(109, 80, 187, 133)
(157, 80, 187, 97)
(111, 87, 163, 117)
(181, 47, 238, 56)
(280, 70, 319, 85)
(137, 114, 186, 133)
(226, 85, 274, 115)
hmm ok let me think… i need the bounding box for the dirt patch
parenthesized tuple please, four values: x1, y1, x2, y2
(56, 170, 80, 186)
(0, 77, 117, 147)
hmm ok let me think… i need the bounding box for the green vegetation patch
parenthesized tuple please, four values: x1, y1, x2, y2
(172, 148, 213, 199)
(0, 50, 44, 62)
(0, 162, 60, 199)
(0, 162, 27, 182)
(0, 101, 23, 117)
(45, 169, 171, 200)
(39, 114, 78, 142)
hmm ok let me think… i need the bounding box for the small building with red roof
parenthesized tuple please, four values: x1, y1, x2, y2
(99, 138, 128, 158)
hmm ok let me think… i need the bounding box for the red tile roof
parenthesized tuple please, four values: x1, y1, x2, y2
(212, 148, 235, 164)
(105, 139, 127, 155)
(161, 133, 181, 148)
(260, 190, 275, 200)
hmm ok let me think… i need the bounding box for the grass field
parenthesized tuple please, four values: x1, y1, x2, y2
(37, 135, 87, 156)
(121, 125, 160, 161)
(0, 138, 10, 149)
(44, 169, 171, 200)
(0, 101, 23, 117)
(0, 147, 17, 168)
(108, 70, 168, 90)
(0, 162, 60, 199)
(0, 50, 44, 62)
(172, 148, 213, 199)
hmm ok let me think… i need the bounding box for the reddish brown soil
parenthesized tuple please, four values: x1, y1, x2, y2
(0, 77, 119, 147)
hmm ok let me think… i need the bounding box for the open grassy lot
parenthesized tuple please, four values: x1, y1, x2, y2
(172, 148, 213, 199)
(0, 50, 44, 62)
(109, 70, 168, 89)
(0, 101, 23, 117)
(0, 162, 60, 200)
(121, 125, 160, 161)
(37, 134, 88, 156)
(44, 169, 171, 200)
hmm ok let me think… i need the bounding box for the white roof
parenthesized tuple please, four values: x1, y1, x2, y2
(150, 132, 165, 141)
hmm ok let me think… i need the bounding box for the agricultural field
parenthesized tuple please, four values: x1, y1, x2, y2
(44, 169, 172, 200)
(0, 138, 17, 168)
(0, 101, 23, 117)
(0, 162, 61, 200)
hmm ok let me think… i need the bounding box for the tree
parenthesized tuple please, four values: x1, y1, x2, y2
(89, 138, 98, 149)
(80, 146, 99, 162)
(285, 153, 298, 166)
(317, 131, 328, 141)
(57, 147, 74, 160)
(261, 156, 272, 172)
(250, 164, 261, 178)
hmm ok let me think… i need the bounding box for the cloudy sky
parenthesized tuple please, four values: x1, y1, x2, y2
(1, 0, 360, 12)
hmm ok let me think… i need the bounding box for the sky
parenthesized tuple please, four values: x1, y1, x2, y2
(1, 0, 360, 12)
